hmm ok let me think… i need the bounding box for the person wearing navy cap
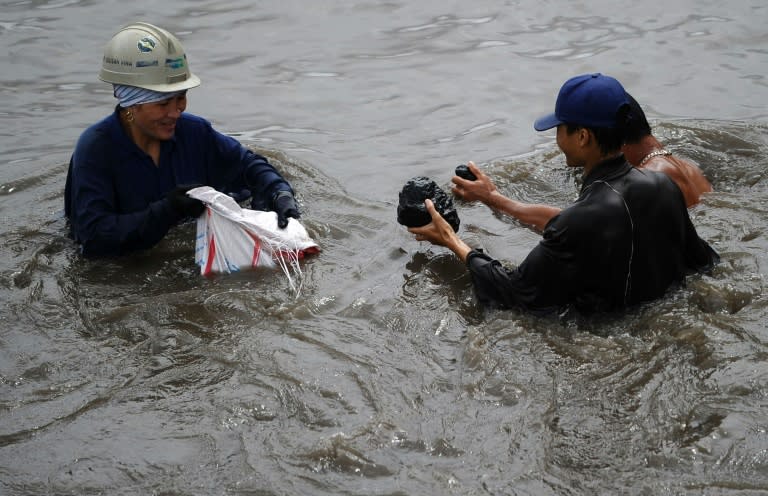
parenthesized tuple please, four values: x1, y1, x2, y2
(455, 91, 714, 233)
(408, 73, 719, 314)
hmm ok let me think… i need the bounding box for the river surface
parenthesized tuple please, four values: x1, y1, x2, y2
(1, 1, 767, 495)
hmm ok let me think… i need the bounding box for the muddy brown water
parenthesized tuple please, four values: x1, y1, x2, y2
(1, 1, 767, 494)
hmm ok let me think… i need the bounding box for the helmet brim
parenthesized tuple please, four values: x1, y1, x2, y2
(99, 71, 201, 93)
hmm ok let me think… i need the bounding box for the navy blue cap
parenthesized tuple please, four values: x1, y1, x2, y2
(534, 73, 629, 131)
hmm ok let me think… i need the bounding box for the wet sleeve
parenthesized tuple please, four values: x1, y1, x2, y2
(466, 249, 539, 310)
(656, 172, 720, 273)
(686, 231, 720, 272)
(68, 136, 179, 258)
(681, 205, 720, 272)
(465, 219, 581, 313)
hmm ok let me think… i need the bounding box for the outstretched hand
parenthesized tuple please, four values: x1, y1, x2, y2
(451, 161, 498, 205)
(408, 199, 472, 262)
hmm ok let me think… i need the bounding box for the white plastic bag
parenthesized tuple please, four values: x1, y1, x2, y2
(188, 187, 319, 289)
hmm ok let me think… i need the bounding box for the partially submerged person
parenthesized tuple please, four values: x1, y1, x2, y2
(454, 93, 713, 232)
(621, 93, 712, 207)
(65, 22, 300, 257)
(409, 73, 719, 314)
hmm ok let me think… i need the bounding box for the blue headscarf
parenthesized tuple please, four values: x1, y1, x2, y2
(113, 84, 184, 108)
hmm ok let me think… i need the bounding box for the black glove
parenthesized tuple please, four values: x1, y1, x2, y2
(166, 184, 206, 219)
(273, 190, 301, 228)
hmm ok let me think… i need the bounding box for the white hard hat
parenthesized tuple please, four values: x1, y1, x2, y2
(98, 22, 201, 92)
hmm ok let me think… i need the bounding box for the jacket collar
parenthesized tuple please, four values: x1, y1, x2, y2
(581, 154, 630, 192)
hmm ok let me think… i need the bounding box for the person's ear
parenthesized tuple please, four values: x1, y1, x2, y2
(577, 127, 591, 148)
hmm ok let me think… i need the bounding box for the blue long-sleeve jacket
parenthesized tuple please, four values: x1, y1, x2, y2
(65, 107, 293, 257)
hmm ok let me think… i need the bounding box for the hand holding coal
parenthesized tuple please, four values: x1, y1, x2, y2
(455, 164, 477, 181)
(397, 176, 460, 232)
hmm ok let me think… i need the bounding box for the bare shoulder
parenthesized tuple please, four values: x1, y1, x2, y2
(639, 156, 687, 179)
(640, 155, 713, 206)
(641, 155, 707, 179)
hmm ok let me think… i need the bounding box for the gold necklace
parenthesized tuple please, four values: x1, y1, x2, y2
(639, 148, 672, 166)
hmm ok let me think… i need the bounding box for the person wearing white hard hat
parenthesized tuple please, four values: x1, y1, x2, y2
(65, 22, 300, 257)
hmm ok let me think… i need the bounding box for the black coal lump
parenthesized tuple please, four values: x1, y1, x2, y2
(455, 164, 477, 181)
(397, 176, 460, 232)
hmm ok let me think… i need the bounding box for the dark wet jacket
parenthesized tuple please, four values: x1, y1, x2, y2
(466, 155, 719, 314)
(65, 107, 292, 257)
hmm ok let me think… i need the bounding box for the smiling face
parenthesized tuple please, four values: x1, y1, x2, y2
(130, 91, 188, 141)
